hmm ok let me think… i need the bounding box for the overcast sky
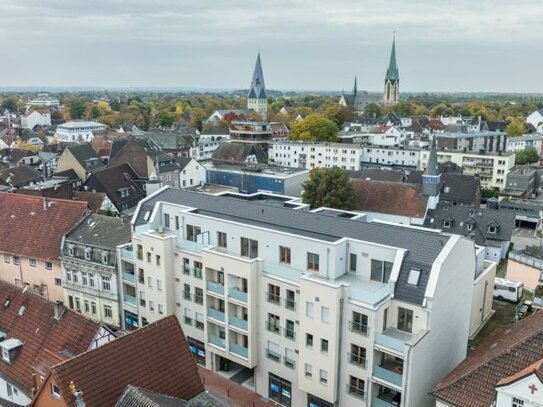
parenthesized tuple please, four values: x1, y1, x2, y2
(2, 0, 542, 92)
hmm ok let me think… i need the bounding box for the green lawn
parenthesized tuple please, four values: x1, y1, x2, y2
(469, 299, 518, 348)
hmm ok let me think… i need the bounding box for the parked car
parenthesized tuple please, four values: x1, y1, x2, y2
(515, 300, 533, 321)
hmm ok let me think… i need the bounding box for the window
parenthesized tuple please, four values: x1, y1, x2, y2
(13, 256, 19, 265)
(397, 307, 414, 333)
(148, 276, 153, 288)
(102, 276, 111, 291)
(156, 255, 161, 266)
(84, 300, 89, 313)
(102, 253, 108, 264)
(82, 272, 88, 286)
(512, 398, 525, 407)
(75, 297, 80, 311)
(241, 237, 258, 258)
(149, 301, 155, 312)
(269, 373, 292, 407)
(488, 225, 497, 234)
(156, 279, 162, 291)
(351, 311, 369, 335)
(350, 344, 366, 366)
(186, 224, 201, 242)
(217, 231, 227, 248)
(443, 220, 451, 228)
(91, 302, 97, 315)
(89, 273, 95, 287)
(285, 290, 295, 310)
(137, 245, 143, 260)
(194, 261, 202, 278)
(349, 253, 357, 272)
(158, 304, 164, 315)
(146, 252, 151, 263)
(305, 363, 312, 378)
(45, 261, 53, 270)
(307, 252, 319, 271)
(306, 302, 314, 318)
(3, 254, 10, 263)
(267, 313, 281, 333)
(85, 249, 91, 260)
(175, 216, 179, 230)
(66, 270, 72, 282)
(73, 272, 78, 283)
(370, 260, 393, 283)
(104, 305, 113, 318)
(321, 339, 328, 353)
(268, 284, 281, 304)
(29, 259, 36, 267)
(285, 319, 295, 340)
(2, 347, 10, 362)
(68, 295, 74, 309)
(54, 278, 62, 286)
(184, 283, 191, 300)
(407, 268, 421, 286)
(321, 306, 330, 323)
(467, 223, 474, 231)
(319, 369, 328, 384)
(164, 213, 170, 228)
(306, 333, 313, 347)
(195, 287, 203, 304)
(51, 384, 61, 399)
(279, 246, 291, 264)
(348, 376, 365, 399)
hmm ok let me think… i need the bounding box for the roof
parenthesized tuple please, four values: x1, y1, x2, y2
(38, 315, 204, 407)
(115, 386, 187, 407)
(351, 179, 428, 218)
(212, 143, 267, 165)
(247, 53, 266, 99)
(0, 398, 21, 407)
(0, 165, 43, 187)
(142, 131, 194, 151)
(53, 168, 80, 182)
(64, 143, 105, 172)
(424, 204, 515, 247)
(432, 311, 543, 407)
(64, 214, 131, 249)
(57, 121, 107, 130)
(385, 37, 399, 81)
(356, 168, 404, 182)
(0, 281, 101, 395)
(0, 193, 88, 260)
(72, 191, 107, 213)
(439, 173, 481, 206)
(425, 139, 438, 176)
(496, 358, 543, 387)
(176, 156, 195, 171)
(511, 245, 543, 262)
(135, 188, 452, 305)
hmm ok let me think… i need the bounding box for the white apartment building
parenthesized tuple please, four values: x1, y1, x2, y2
(197, 132, 230, 160)
(119, 187, 477, 407)
(506, 133, 543, 156)
(361, 145, 421, 169)
(55, 121, 108, 142)
(21, 110, 51, 129)
(269, 141, 363, 171)
(25, 93, 60, 110)
(419, 149, 515, 190)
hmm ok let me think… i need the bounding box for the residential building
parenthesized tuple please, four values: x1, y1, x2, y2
(141, 130, 196, 157)
(178, 157, 206, 189)
(24, 93, 60, 110)
(21, 109, 51, 129)
(383, 37, 400, 106)
(361, 145, 421, 169)
(31, 316, 210, 407)
(0, 193, 88, 302)
(61, 214, 131, 328)
(506, 246, 543, 291)
(419, 149, 515, 190)
(502, 166, 538, 198)
(0, 165, 43, 188)
(247, 53, 268, 121)
(55, 143, 105, 181)
(197, 127, 230, 159)
(506, 134, 543, 161)
(55, 121, 108, 143)
(212, 143, 267, 166)
(37, 151, 59, 178)
(229, 121, 272, 150)
(123, 187, 477, 407)
(0, 281, 115, 406)
(206, 109, 256, 124)
(526, 109, 543, 133)
(269, 141, 363, 171)
(432, 311, 543, 407)
(436, 131, 507, 153)
(407, 171, 482, 207)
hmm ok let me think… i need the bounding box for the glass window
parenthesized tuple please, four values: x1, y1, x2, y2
(321, 306, 330, 323)
(268, 284, 281, 304)
(102, 276, 111, 291)
(349, 253, 357, 272)
(241, 237, 258, 258)
(305, 363, 312, 378)
(269, 373, 292, 407)
(398, 307, 414, 333)
(306, 333, 313, 347)
(306, 302, 314, 318)
(351, 311, 368, 335)
(321, 339, 328, 353)
(186, 224, 201, 242)
(348, 376, 365, 399)
(307, 252, 319, 271)
(370, 260, 393, 283)
(407, 268, 421, 286)
(319, 369, 328, 384)
(280, 246, 291, 264)
(218, 231, 227, 248)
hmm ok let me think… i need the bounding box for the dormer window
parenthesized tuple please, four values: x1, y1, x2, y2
(467, 223, 474, 231)
(102, 252, 108, 264)
(1, 338, 23, 364)
(488, 225, 497, 234)
(443, 220, 451, 228)
(117, 187, 130, 198)
(407, 268, 421, 286)
(68, 245, 74, 256)
(84, 248, 91, 260)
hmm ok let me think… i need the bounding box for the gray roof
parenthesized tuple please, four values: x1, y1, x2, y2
(439, 173, 481, 206)
(0, 164, 43, 187)
(424, 204, 515, 247)
(176, 156, 194, 171)
(65, 214, 131, 249)
(135, 188, 452, 305)
(115, 385, 187, 407)
(58, 121, 107, 129)
(247, 53, 266, 99)
(0, 398, 21, 407)
(65, 143, 105, 171)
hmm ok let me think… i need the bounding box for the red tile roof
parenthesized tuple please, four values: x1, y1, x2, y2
(496, 359, 543, 387)
(0, 281, 101, 395)
(35, 316, 204, 407)
(0, 193, 88, 260)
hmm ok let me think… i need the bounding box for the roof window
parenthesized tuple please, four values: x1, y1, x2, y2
(407, 268, 421, 286)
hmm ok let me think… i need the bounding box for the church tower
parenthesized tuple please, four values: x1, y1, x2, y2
(383, 36, 400, 106)
(247, 53, 268, 121)
(422, 137, 441, 209)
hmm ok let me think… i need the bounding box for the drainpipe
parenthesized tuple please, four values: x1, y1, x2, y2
(336, 297, 345, 404)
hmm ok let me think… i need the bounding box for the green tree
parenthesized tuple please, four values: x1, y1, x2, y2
(190, 108, 207, 131)
(156, 110, 175, 127)
(2, 96, 18, 111)
(65, 97, 88, 119)
(289, 113, 338, 142)
(515, 148, 540, 165)
(302, 167, 356, 210)
(506, 117, 529, 136)
(364, 103, 381, 118)
(322, 105, 353, 128)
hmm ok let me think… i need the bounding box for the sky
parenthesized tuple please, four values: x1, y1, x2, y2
(1, 0, 542, 93)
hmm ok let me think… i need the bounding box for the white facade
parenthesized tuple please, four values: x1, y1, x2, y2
(197, 133, 230, 160)
(526, 110, 543, 133)
(506, 134, 543, 160)
(25, 94, 60, 110)
(179, 158, 206, 189)
(269, 141, 363, 171)
(55, 121, 107, 143)
(21, 110, 51, 129)
(495, 373, 543, 407)
(120, 188, 478, 407)
(361, 145, 421, 168)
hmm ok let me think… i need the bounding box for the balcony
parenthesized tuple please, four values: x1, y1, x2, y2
(207, 307, 225, 322)
(194, 267, 203, 279)
(284, 298, 296, 311)
(372, 393, 401, 407)
(284, 356, 295, 369)
(229, 315, 248, 331)
(375, 328, 411, 355)
(266, 292, 281, 306)
(120, 247, 134, 260)
(266, 348, 281, 363)
(124, 294, 136, 305)
(207, 281, 225, 296)
(373, 365, 403, 388)
(284, 328, 296, 341)
(346, 385, 365, 401)
(229, 343, 248, 358)
(263, 261, 302, 283)
(177, 239, 207, 253)
(349, 321, 370, 337)
(348, 353, 367, 368)
(228, 287, 248, 303)
(265, 321, 281, 335)
(122, 271, 136, 284)
(208, 334, 225, 349)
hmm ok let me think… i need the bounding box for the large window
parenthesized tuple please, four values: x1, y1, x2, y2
(348, 376, 365, 399)
(307, 252, 319, 272)
(280, 246, 291, 264)
(269, 373, 292, 407)
(218, 231, 227, 248)
(241, 237, 258, 258)
(268, 284, 281, 304)
(370, 260, 393, 283)
(308, 394, 333, 407)
(397, 307, 414, 333)
(350, 344, 366, 367)
(349, 253, 357, 272)
(188, 337, 206, 366)
(186, 224, 201, 242)
(351, 311, 369, 335)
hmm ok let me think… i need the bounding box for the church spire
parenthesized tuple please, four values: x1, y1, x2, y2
(353, 75, 358, 97)
(248, 53, 267, 100)
(385, 35, 399, 82)
(425, 137, 438, 176)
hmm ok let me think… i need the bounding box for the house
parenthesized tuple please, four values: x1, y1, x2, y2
(0, 165, 43, 188)
(55, 143, 105, 181)
(177, 157, 206, 189)
(502, 166, 538, 199)
(526, 109, 543, 133)
(142, 131, 196, 158)
(72, 191, 109, 214)
(424, 204, 515, 261)
(408, 171, 482, 207)
(24, 94, 60, 110)
(212, 142, 267, 166)
(21, 110, 51, 129)
(89, 133, 128, 162)
(52, 169, 82, 190)
(83, 163, 145, 214)
(197, 127, 230, 160)
(61, 214, 131, 328)
(506, 246, 543, 291)
(0, 193, 88, 302)
(206, 109, 257, 124)
(432, 311, 543, 407)
(31, 316, 205, 407)
(0, 281, 115, 406)
(55, 121, 108, 143)
(37, 152, 59, 178)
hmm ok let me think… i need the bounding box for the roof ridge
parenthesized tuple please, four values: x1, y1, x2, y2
(0, 191, 88, 207)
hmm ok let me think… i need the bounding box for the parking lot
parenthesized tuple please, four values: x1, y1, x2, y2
(511, 226, 539, 250)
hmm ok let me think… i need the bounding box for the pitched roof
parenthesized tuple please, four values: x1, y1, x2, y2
(439, 173, 481, 206)
(0, 281, 101, 395)
(0, 165, 43, 187)
(496, 358, 543, 387)
(247, 53, 267, 99)
(72, 191, 107, 213)
(0, 193, 87, 260)
(64, 143, 105, 171)
(432, 311, 543, 407)
(212, 143, 267, 165)
(115, 386, 187, 407)
(38, 316, 204, 407)
(351, 179, 428, 218)
(355, 168, 404, 182)
(64, 214, 131, 249)
(176, 156, 194, 171)
(385, 36, 399, 81)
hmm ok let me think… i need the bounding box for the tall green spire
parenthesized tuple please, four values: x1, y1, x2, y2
(385, 35, 399, 82)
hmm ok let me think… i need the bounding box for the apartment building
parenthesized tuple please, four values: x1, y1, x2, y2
(436, 132, 507, 153)
(361, 145, 421, 169)
(419, 149, 515, 190)
(269, 141, 363, 171)
(119, 187, 476, 407)
(55, 120, 108, 142)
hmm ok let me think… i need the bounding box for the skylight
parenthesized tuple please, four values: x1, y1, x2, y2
(407, 268, 421, 286)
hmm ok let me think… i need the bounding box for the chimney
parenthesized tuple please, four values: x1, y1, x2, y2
(74, 391, 86, 407)
(43, 197, 48, 210)
(54, 301, 65, 320)
(31, 372, 38, 397)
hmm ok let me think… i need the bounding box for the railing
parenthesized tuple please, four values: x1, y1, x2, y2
(195, 320, 204, 330)
(183, 291, 191, 300)
(372, 397, 398, 407)
(122, 271, 136, 283)
(284, 298, 296, 311)
(284, 356, 295, 369)
(266, 292, 281, 305)
(124, 294, 136, 305)
(265, 321, 281, 334)
(375, 331, 406, 354)
(207, 281, 225, 295)
(194, 294, 204, 305)
(177, 239, 207, 253)
(373, 365, 403, 387)
(208, 334, 225, 349)
(120, 247, 134, 259)
(349, 321, 370, 336)
(348, 353, 367, 368)
(194, 267, 203, 279)
(229, 315, 248, 331)
(229, 343, 248, 358)
(263, 262, 302, 282)
(207, 307, 225, 322)
(284, 328, 296, 341)
(266, 348, 281, 362)
(229, 287, 248, 303)
(346, 385, 365, 400)
(183, 265, 191, 275)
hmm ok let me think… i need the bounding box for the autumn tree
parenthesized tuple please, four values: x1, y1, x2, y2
(506, 117, 529, 137)
(302, 167, 356, 210)
(289, 113, 338, 142)
(190, 108, 207, 132)
(515, 148, 540, 165)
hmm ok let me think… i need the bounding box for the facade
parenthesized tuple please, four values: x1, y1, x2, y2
(247, 53, 268, 121)
(61, 214, 131, 328)
(526, 109, 543, 133)
(178, 157, 207, 189)
(229, 121, 272, 150)
(55, 121, 108, 143)
(383, 37, 400, 106)
(503, 166, 538, 198)
(269, 141, 363, 171)
(21, 110, 51, 129)
(120, 187, 477, 407)
(419, 149, 515, 190)
(506, 246, 543, 291)
(197, 128, 230, 159)
(436, 132, 507, 153)
(361, 145, 421, 169)
(24, 93, 60, 109)
(55, 143, 105, 181)
(506, 134, 543, 161)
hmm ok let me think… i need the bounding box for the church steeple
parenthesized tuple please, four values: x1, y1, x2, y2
(422, 137, 441, 209)
(247, 53, 268, 121)
(385, 36, 399, 82)
(383, 34, 400, 106)
(353, 75, 358, 98)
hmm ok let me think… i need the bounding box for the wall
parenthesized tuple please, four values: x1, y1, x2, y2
(32, 376, 68, 407)
(0, 376, 32, 406)
(55, 149, 85, 181)
(469, 261, 496, 338)
(506, 259, 541, 290)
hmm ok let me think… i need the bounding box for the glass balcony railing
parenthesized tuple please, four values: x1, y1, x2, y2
(348, 353, 367, 368)
(183, 265, 191, 275)
(122, 271, 135, 283)
(194, 267, 203, 279)
(349, 321, 369, 336)
(120, 247, 134, 259)
(266, 349, 281, 362)
(284, 328, 296, 341)
(207, 307, 225, 322)
(208, 334, 225, 349)
(265, 321, 281, 334)
(284, 298, 296, 311)
(346, 385, 366, 400)
(229, 343, 248, 358)
(373, 365, 403, 387)
(229, 315, 248, 331)
(372, 396, 401, 407)
(228, 287, 248, 303)
(124, 294, 136, 305)
(207, 281, 225, 295)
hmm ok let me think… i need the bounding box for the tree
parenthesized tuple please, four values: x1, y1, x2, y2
(156, 110, 175, 127)
(190, 108, 207, 132)
(515, 148, 540, 165)
(322, 105, 353, 128)
(506, 117, 529, 136)
(302, 167, 356, 210)
(364, 103, 381, 118)
(289, 113, 338, 142)
(65, 97, 88, 119)
(14, 141, 39, 153)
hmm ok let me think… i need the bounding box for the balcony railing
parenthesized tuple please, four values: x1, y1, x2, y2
(122, 271, 136, 283)
(124, 294, 136, 305)
(284, 356, 295, 369)
(207, 307, 225, 322)
(265, 321, 281, 334)
(194, 267, 203, 279)
(183, 265, 191, 275)
(372, 396, 400, 407)
(120, 247, 134, 260)
(266, 348, 281, 362)
(229, 287, 248, 303)
(348, 353, 367, 368)
(266, 292, 281, 305)
(346, 385, 365, 400)
(349, 321, 369, 336)
(373, 365, 403, 387)
(194, 294, 204, 305)
(229, 315, 248, 331)
(229, 343, 248, 358)
(284, 298, 296, 311)
(284, 328, 296, 341)
(208, 334, 225, 349)
(207, 281, 225, 295)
